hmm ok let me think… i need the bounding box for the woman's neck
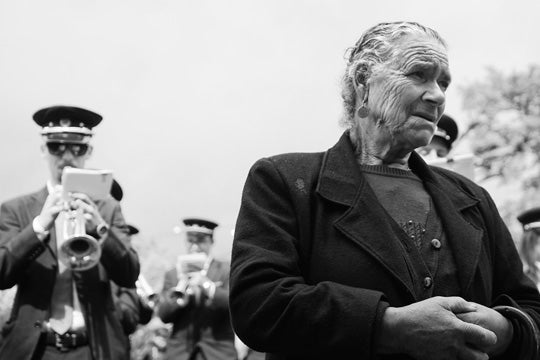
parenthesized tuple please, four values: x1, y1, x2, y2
(350, 127, 411, 170)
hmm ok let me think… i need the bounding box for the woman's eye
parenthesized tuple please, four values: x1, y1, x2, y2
(408, 71, 425, 80)
(439, 80, 450, 91)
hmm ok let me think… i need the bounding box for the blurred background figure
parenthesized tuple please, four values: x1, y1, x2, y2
(108, 180, 165, 360)
(112, 225, 156, 343)
(157, 218, 235, 360)
(417, 113, 475, 180)
(417, 113, 459, 159)
(518, 207, 540, 288)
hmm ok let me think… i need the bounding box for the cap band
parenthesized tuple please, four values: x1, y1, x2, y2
(42, 134, 91, 144)
(41, 126, 94, 136)
(524, 222, 540, 230)
(185, 225, 214, 235)
(41, 126, 93, 144)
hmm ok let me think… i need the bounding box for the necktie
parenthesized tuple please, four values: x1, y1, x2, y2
(49, 211, 73, 335)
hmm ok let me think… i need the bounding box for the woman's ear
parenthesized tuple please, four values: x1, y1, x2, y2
(354, 82, 367, 101)
(352, 63, 369, 99)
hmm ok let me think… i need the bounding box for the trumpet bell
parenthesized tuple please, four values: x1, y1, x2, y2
(59, 234, 102, 271)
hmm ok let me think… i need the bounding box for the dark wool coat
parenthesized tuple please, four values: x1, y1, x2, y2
(230, 132, 540, 360)
(0, 187, 140, 360)
(157, 259, 236, 360)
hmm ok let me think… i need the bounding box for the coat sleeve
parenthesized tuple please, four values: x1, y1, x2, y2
(481, 188, 540, 359)
(207, 267, 229, 311)
(0, 201, 49, 289)
(114, 286, 155, 334)
(230, 158, 388, 357)
(99, 200, 140, 288)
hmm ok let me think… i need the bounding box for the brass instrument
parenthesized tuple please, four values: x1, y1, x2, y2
(171, 253, 212, 306)
(136, 274, 158, 308)
(58, 205, 102, 271)
(56, 167, 113, 272)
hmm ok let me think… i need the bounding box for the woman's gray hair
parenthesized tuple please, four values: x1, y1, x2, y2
(340, 22, 447, 128)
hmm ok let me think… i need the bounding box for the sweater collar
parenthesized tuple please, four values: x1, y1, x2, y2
(316, 131, 478, 211)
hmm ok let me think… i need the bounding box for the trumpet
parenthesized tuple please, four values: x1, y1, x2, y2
(171, 253, 212, 306)
(58, 205, 102, 272)
(136, 274, 158, 308)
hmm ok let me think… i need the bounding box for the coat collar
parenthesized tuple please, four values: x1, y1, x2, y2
(315, 131, 362, 207)
(316, 131, 483, 298)
(316, 131, 479, 211)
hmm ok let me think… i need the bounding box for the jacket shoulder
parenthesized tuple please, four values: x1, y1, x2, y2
(1, 189, 45, 210)
(429, 166, 486, 198)
(252, 151, 325, 178)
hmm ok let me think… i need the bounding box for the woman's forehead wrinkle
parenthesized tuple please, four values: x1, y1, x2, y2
(393, 44, 448, 70)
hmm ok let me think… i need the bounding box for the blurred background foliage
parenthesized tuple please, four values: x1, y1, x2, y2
(459, 64, 540, 236)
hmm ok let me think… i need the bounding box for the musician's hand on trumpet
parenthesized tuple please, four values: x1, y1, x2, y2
(136, 275, 159, 310)
(68, 192, 107, 236)
(48, 190, 110, 271)
(35, 185, 64, 232)
(187, 272, 217, 300)
(167, 275, 195, 308)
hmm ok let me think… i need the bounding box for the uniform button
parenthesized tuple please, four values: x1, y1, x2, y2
(33, 321, 42, 328)
(431, 238, 441, 249)
(423, 277, 433, 288)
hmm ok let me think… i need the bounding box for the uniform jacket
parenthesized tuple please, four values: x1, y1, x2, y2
(111, 282, 154, 336)
(0, 187, 140, 360)
(230, 132, 540, 360)
(157, 258, 236, 360)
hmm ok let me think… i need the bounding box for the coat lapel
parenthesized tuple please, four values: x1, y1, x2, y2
(316, 132, 417, 299)
(316, 133, 485, 299)
(410, 153, 484, 296)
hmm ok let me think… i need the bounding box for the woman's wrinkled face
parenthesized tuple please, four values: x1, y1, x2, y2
(366, 34, 451, 150)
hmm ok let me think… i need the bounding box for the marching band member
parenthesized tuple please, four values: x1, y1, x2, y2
(0, 105, 139, 360)
(157, 218, 235, 360)
(417, 113, 458, 159)
(108, 182, 156, 339)
(112, 224, 156, 353)
(518, 207, 540, 289)
(416, 114, 475, 180)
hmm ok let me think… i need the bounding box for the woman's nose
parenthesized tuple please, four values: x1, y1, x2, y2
(422, 81, 445, 106)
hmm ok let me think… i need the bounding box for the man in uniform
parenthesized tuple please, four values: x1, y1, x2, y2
(518, 207, 540, 289)
(416, 114, 476, 180)
(417, 113, 459, 159)
(114, 224, 155, 337)
(157, 218, 236, 360)
(108, 180, 155, 339)
(0, 105, 140, 360)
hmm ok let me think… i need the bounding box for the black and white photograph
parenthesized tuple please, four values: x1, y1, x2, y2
(0, 1, 539, 359)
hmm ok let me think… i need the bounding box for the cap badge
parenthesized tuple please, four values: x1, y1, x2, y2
(59, 118, 72, 127)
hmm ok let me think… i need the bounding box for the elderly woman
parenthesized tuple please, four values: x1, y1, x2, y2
(229, 22, 540, 360)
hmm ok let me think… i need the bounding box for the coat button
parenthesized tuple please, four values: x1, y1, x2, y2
(431, 238, 441, 249)
(33, 321, 42, 328)
(423, 277, 433, 289)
